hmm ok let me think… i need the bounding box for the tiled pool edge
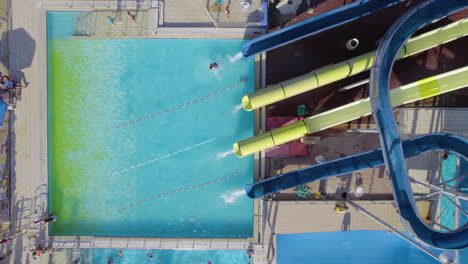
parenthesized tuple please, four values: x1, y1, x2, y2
(41, 2, 266, 250)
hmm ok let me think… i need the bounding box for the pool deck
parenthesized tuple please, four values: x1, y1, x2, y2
(7, 0, 265, 263)
(7, 1, 468, 264)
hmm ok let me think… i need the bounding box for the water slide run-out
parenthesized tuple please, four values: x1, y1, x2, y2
(241, 18, 468, 111)
(245, 133, 468, 199)
(233, 18, 468, 157)
(234, 65, 468, 157)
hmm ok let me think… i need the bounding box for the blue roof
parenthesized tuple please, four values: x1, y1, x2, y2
(277, 230, 443, 264)
(0, 99, 7, 126)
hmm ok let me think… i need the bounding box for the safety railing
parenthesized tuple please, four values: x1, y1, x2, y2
(204, 0, 268, 28)
(65, 0, 155, 9)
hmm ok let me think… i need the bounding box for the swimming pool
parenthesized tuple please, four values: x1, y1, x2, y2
(92, 249, 249, 264)
(47, 12, 254, 237)
(440, 153, 457, 230)
(440, 154, 467, 263)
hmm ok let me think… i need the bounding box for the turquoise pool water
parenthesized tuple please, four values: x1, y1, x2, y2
(92, 249, 249, 264)
(47, 12, 254, 237)
(440, 154, 467, 263)
(440, 153, 457, 229)
(458, 158, 468, 263)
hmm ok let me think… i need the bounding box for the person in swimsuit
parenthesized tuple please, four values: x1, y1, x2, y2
(127, 12, 137, 23)
(34, 215, 56, 225)
(209, 63, 218, 69)
(107, 16, 119, 26)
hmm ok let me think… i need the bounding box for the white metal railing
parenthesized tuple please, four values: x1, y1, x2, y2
(71, 8, 162, 37)
(48, 237, 250, 250)
(204, 0, 218, 27)
(204, 0, 266, 28)
(65, 0, 155, 9)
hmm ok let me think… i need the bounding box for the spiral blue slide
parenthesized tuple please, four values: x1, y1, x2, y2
(244, 0, 468, 250)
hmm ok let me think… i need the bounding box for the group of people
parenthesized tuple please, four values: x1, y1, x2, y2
(1, 76, 22, 90)
(107, 11, 138, 26)
(31, 245, 53, 259)
(108, 250, 162, 263)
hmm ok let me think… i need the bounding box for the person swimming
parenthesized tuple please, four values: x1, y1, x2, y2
(209, 63, 218, 69)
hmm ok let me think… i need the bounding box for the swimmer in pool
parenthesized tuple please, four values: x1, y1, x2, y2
(209, 63, 218, 69)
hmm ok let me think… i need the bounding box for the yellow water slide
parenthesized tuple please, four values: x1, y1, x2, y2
(241, 18, 468, 111)
(234, 66, 468, 157)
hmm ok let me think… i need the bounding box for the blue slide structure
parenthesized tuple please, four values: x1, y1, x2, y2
(241, 0, 405, 57)
(368, 0, 468, 250)
(243, 0, 468, 250)
(245, 133, 468, 199)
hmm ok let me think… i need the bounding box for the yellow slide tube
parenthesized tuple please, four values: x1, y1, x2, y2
(242, 18, 468, 111)
(233, 66, 468, 157)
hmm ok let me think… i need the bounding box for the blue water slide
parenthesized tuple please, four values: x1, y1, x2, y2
(369, 0, 468, 250)
(241, 0, 405, 57)
(245, 133, 468, 198)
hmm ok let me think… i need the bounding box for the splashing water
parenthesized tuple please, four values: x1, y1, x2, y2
(216, 150, 233, 159)
(228, 52, 243, 63)
(221, 189, 246, 204)
(232, 104, 243, 114)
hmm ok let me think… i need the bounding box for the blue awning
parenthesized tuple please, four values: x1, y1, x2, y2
(277, 230, 443, 264)
(0, 98, 7, 126)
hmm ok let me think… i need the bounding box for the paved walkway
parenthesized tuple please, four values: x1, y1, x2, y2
(8, 0, 55, 263)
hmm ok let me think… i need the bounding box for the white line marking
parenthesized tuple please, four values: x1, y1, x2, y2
(112, 138, 217, 175)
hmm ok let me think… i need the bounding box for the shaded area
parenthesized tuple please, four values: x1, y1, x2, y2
(4, 28, 36, 86)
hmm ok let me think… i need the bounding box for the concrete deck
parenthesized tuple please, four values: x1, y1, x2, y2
(7, 0, 263, 263)
(266, 132, 395, 201)
(164, 0, 263, 27)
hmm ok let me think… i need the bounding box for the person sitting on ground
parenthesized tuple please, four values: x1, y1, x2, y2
(2, 79, 14, 89)
(127, 12, 137, 23)
(34, 214, 57, 225)
(32, 250, 41, 260)
(209, 63, 218, 69)
(107, 16, 119, 26)
(225, 7, 230, 19)
(13, 81, 24, 88)
(0, 251, 12, 261)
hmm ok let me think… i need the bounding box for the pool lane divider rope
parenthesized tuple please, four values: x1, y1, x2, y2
(115, 79, 248, 128)
(112, 138, 216, 176)
(117, 171, 241, 212)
